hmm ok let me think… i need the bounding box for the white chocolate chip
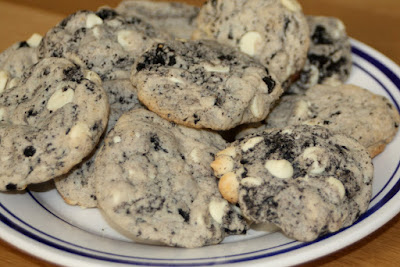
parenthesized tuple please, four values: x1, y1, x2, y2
(249, 95, 264, 118)
(231, 204, 243, 216)
(209, 199, 228, 224)
(219, 172, 239, 204)
(216, 146, 237, 157)
(64, 52, 86, 67)
(69, 123, 91, 148)
(113, 136, 122, 143)
(26, 33, 42, 48)
(239, 31, 263, 57)
(111, 190, 123, 205)
(47, 88, 75, 111)
(210, 155, 235, 177)
(6, 78, 20, 89)
(281, 128, 293, 135)
(326, 177, 346, 199)
(169, 77, 183, 84)
(117, 30, 135, 48)
(189, 148, 201, 163)
(84, 70, 102, 86)
(241, 136, 264, 152)
(302, 146, 328, 175)
(293, 99, 311, 119)
(323, 76, 343, 86)
(86, 14, 103, 29)
(203, 63, 230, 73)
(92, 27, 101, 39)
(280, 0, 302, 12)
(117, 30, 144, 52)
(265, 159, 293, 179)
(0, 70, 9, 94)
(240, 176, 262, 187)
(307, 65, 320, 86)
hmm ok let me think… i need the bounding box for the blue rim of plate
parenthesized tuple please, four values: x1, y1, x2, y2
(0, 39, 400, 266)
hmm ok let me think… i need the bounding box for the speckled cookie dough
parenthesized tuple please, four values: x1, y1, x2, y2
(102, 78, 144, 111)
(0, 33, 42, 91)
(53, 109, 125, 208)
(116, 0, 199, 40)
(54, 106, 143, 208)
(54, 78, 144, 208)
(265, 84, 400, 157)
(288, 16, 352, 94)
(192, 0, 310, 85)
(211, 125, 373, 241)
(0, 57, 109, 191)
(131, 39, 283, 130)
(94, 109, 248, 248)
(39, 8, 166, 81)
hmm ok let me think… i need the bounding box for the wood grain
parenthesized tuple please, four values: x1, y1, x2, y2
(0, 0, 399, 266)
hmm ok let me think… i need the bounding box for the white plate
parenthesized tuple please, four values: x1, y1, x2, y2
(1, 39, 400, 267)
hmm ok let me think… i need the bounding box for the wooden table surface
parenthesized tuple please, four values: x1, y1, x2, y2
(0, 0, 399, 266)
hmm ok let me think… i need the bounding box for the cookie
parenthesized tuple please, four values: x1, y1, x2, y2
(288, 16, 352, 94)
(0, 33, 42, 91)
(39, 8, 166, 81)
(54, 78, 144, 208)
(102, 78, 143, 111)
(265, 84, 400, 157)
(116, 0, 199, 39)
(54, 107, 137, 208)
(131, 39, 283, 130)
(211, 125, 373, 241)
(0, 57, 109, 191)
(94, 109, 248, 248)
(192, 0, 310, 85)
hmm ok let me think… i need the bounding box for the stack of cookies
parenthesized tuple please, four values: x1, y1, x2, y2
(0, 0, 399, 247)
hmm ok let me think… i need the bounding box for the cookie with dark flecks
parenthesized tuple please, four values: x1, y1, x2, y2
(192, 0, 310, 85)
(116, 0, 199, 39)
(54, 78, 144, 208)
(0, 33, 42, 92)
(54, 106, 143, 208)
(288, 16, 352, 94)
(94, 109, 248, 248)
(131, 39, 283, 130)
(38, 8, 166, 81)
(0, 57, 109, 191)
(264, 84, 400, 157)
(102, 78, 144, 111)
(211, 125, 373, 242)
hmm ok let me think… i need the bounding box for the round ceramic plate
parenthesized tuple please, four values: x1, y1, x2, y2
(1, 38, 400, 267)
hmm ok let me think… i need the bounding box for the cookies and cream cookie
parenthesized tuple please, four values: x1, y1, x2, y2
(192, 0, 310, 85)
(265, 84, 400, 157)
(131, 39, 282, 130)
(0, 57, 109, 191)
(94, 109, 248, 247)
(116, 0, 199, 39)
(0, 33, 42, 91)
(54, 107, 137, 208)
(288, 16, 352, 94)
(211, 125, 373, 241)
(39, 8, 166, 81)
(54, 78, 144, 208)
